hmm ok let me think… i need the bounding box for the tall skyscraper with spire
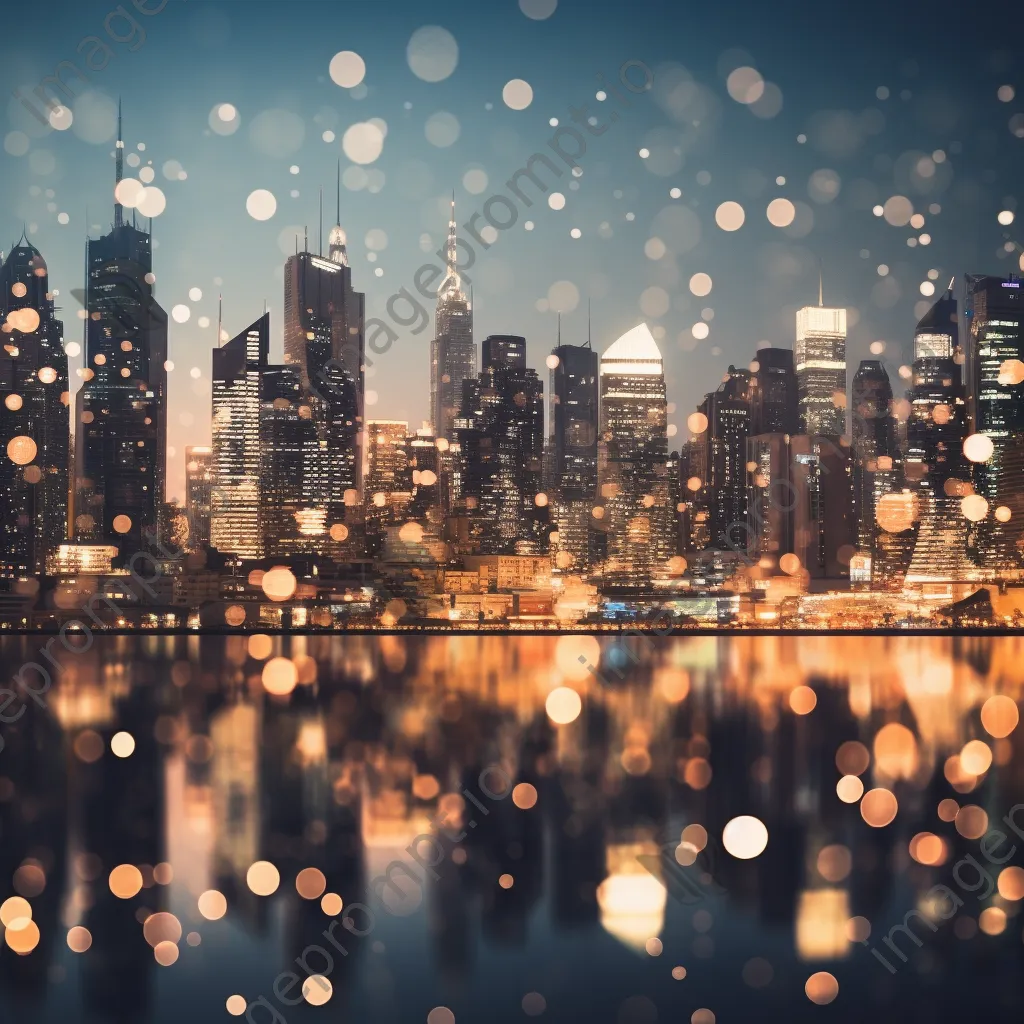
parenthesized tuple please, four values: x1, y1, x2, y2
(1, 236, 69, 580)
(430, 197, 475, 442)
(283, 165, 364, 532)
(74, 103, 168, 561)
(795, 273, 847, 437)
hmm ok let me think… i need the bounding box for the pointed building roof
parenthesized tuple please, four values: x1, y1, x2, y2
(6, 226, 39, 256)
(601, 323, 662, 363)
(915, 283, 958, 338)
(437, 194, 466, 304)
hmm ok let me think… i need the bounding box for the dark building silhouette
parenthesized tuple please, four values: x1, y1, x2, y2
(750, 347, 798, 435)
(456, 335, 544, 553)
(74, 107, 167, 561)
(699, 366, 751, 551)
(549, 333, 598, 573)
(850, 359, 896, 566)
(0, 236, 68, 580)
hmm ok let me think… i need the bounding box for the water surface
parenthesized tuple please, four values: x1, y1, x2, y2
(1, 635, 1023, 1023)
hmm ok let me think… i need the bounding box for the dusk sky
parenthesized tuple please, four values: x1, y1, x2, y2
(3, 0, 1021, 502)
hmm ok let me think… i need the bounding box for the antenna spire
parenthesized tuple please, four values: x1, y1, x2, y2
(336, 159, 341, 226)
(587, 299, 592, 348)
(947, 275, 956, 295)
(318, 187, 323, 256)
(303, 225, 308, 253)
(114, 98, 124, 228)
(437, 191, 465, 301)
(217, 293, 223, 347)
(557, 312, 561, 347)
(818, 263, 823, 306)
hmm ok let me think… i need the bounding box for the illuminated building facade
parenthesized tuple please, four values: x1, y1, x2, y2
(406, 424, 442, 521)
(75, 110, 167, 560)
(795, 298, 847, 437)
(211, 314, 267, 559)
(0, 236, 68, 581)
(904, 288, 971, 585)
(599, 324, 671, 583)
(364, 420, 412, 554)
(184, 446, 213, 552)
(283, 189, 364, 525)
(260, 365, 322, 556)
(964, 273, 1024, 566)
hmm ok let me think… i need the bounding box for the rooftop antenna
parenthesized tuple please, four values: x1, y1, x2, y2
(303, 225, 308, 253)
(557, 311, 561, 347)
(114, 98, 124, 229)
(818, 261, 824, 307)
(586, 299, 592, 349)
(217, 292, 223, 347)
(336, 159, 341, 226)
(318, 187, 323, 256)
(948, 275, 956, 295)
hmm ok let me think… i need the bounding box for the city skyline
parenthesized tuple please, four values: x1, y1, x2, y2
(3, 166, 1024, 625)
(3, 0, 1023, 504)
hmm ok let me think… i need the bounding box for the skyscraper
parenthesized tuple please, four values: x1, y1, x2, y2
(598, 323, 672, 583)
(211, 314, 267, 559)
(750, 347, 798, 435)
(75, 106, 167, 560)
(746, 432, 794, 563)
(904, 286, 974, 586)
(430, 198, 475, 443)
(699, 366, 751, 551)
(964, 272, 1024, 569)
(795, 282, 847, 437)
(456, 335, 544, 553)
(283, 174, 364, 523)
(790, 435, 854, 578)
(850, 359, 895, 560)
(260, 364, 322, 556)
(549, 329, 598, 573)
(364, 419, 412, 554)
(0, 236, 68, 580)
(184, 446, 213, 552)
